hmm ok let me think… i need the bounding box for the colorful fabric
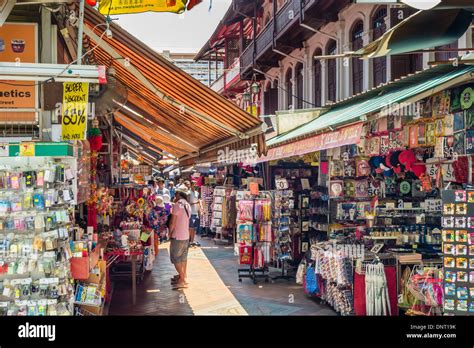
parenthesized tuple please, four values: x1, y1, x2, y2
(148, 206, 169, 233)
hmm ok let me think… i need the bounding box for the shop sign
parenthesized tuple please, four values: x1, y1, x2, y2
(0, 1, 15, 26)
(0, 22, 37, 122)
(99, 0, 188, 15)
(0, 143, 8, 157)
(258, 123, 364, 163)
(61, 82, 89, 141)
(19, 142, 35, 157)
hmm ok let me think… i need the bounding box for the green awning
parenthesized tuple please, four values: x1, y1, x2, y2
(268, 64, 474, 147)
(356, 9, 472, 58)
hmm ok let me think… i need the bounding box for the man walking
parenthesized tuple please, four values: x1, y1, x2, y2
(168, 180, 176, 200)
(155, 177, 170, 196)
(169, 189, 191, 290)
(188, 180, 202, 247)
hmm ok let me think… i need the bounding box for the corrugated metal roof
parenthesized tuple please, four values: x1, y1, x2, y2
(268, 64, 474, 147)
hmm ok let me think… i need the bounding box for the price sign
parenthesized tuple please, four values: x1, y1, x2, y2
(275, 178, 289, 190)
(62, 82, 89, 141)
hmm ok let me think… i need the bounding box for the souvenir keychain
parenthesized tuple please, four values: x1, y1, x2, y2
(33, 193, 45, 210)
(455, 190, 467, 202)
(457, 258, 468, 269)
(469, 191, 474, 203)
(36, 171, 44, 187)
(458, 300, 468, 311)
(444, 299, 455, 310)
(444, 203, 455, 215)
(458, 271, 468, 282)
(445, 284, 456, 296)
(445, 257, 455, 268)
(10, 173, 20, 190)
(444, 244, 455, 255)
(443, 217, 455, 228)
(457, 203, 468, 215)
(457, 230, 468, 243)
(457, 245, 468, 255)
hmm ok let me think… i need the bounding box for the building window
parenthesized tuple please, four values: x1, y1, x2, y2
(435, 40, 459, 62)
(326, 40, 337, 103)
(313, 48, 322, 107)
(372, 7, 387, 87)
(295, 63, 304, 109)
(264, 80, 279, 115)
(351, 21, 364, 95)
(285, 68, 293, 110)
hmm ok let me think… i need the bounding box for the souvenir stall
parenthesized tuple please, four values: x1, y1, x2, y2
(0, 142, 78, 316)
(293, 81, 474, 316)
(236, 190, 272, 284)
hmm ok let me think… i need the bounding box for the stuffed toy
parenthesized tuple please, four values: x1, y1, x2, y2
(398, 150, 416, 171)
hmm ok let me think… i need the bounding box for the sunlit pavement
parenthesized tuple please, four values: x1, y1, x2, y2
(109, 237, 335, 316)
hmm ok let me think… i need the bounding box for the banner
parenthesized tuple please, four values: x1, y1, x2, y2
(258, 123, 364, 163)
(0, 22, 37, 123)
(62, 82, 89, 141)
(99, 0, 187, 15)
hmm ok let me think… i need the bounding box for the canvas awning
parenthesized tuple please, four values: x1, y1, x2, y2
(76, 7, 265, 164)
(267, 64, 474, 153)
(356, 9, 472, 58)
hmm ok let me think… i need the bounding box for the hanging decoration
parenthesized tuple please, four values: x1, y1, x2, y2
(98, 0, 203, 15)
(87, 118, 103, 231)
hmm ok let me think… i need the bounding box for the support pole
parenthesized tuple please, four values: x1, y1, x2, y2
(77, 0, 85, 64)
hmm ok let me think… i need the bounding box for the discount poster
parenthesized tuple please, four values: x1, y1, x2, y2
(62, 82, 89, 141)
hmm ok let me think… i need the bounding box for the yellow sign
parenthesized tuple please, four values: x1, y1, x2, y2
(19, 142, 35, 157)
(99, 0, 187, 15)
(62, 82, 89, 141)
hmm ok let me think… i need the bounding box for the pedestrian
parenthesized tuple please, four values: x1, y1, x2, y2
(155, 177, 170, 196)
(148, 196, 170, 252)
(168, 189, 191, 290)
(188, 180, 202, 247)
(168, 180, 176, 200)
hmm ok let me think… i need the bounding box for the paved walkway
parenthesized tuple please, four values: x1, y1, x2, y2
(109, 236, 335, 316)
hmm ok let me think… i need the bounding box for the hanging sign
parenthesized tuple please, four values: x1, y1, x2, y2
(19, 142, 35, 157)
(62, 82, 89, 141)
(275, 178, 289, 190)
(99, 0, 188, 15)
(0, 143, 8, 157)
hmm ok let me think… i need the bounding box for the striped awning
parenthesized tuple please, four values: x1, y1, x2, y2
(81, 7, 265, 163)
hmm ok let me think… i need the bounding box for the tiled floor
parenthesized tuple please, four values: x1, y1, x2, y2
(108, 236, 336, 316)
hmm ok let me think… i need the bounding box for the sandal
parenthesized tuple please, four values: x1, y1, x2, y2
(172, 282, 188, 290)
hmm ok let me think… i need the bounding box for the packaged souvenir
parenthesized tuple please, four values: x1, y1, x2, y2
(469, 246, 474, 256)
(36, 171, 44, 187)
(444, 243, 455, 255)
(455, 190, 467, 202)
(469, 218, 474, 229)
(457, 244, 468, 255)
(470, 259, 474, 269)
(458, 286, 468, 299)
(469, 302, 474, 312)
(444, 203, 455, 215)
(458, 271, 468, 282)
(468, 191, 474, 203)
(10, 173, 20, 190)
(445, 257, 455, 268)
(455, 217, 467, 228)
(457, 257, 468, 269)
(457, 203, 468, 215)
(471, 272, 474, 283)
(443, 216, 454, 228)
(10, 196, 22, 212)
(23, 192, 33, 210)
(443, 230, 455, 242)
(458, 300, 468, 311)
(444, 299, 455, 310)
(33, 193, 45, 210)
(0, 198, 11, 214)
(445, 284, 456, 296)
(456, 230, 468, 243)
(470, 288, 474, 298)
(45, 190, 55, 208)
(24, 171, 35, 188)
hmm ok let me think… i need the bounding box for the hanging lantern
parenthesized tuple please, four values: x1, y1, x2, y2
(86, 0, 97, 6)
(88, 118, 103, 152)
(243, 91, 251, 102)
(251, 82, 260, 95)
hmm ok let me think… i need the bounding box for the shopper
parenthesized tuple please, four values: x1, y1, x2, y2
(148, 196, 170, 251)
(169, 189, 191, 290)
(189, 180, 202, 247)
(168, 180, 176, 200)
(155, 177, 170, 196)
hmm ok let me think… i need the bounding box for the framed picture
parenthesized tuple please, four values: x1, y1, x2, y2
(329, 181, 344, 198)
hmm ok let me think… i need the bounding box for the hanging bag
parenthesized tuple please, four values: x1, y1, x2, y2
(305, 265, 319, 295)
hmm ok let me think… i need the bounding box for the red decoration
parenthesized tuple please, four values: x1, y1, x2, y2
(86, 0, 97, 6)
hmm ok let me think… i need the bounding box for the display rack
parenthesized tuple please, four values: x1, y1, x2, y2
(0, 143, 77, 316)
(237, 194, 271, 284)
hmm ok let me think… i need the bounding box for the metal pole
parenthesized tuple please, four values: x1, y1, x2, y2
(77, 0, 85, 64)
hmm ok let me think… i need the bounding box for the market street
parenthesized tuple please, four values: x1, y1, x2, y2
(109, 237, 335, 316)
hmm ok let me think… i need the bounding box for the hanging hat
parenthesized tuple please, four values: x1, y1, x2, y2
(411, 164, 427, 179)
(383, 168, 394, 177)
(369, 156, 378, 169)
(399, 150, 416, 171)
(389, 150, 403, 168)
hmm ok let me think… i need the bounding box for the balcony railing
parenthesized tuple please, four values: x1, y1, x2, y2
(275, 0, 301, 35)
(240, 41, 255, 75)
(255, 20, 274, 55)
(210, 73, 225, 93)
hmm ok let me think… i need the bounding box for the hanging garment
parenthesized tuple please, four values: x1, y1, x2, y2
(305, 265, 319, 295)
